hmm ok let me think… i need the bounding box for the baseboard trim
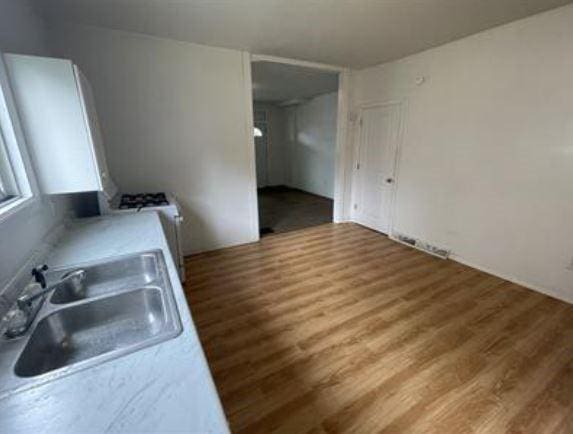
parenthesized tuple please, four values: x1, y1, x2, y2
(450, 253, 573, 305)
(352, 218, 572, 305)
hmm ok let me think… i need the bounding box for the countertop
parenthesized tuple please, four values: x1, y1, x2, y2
(0, 212, 230, 433)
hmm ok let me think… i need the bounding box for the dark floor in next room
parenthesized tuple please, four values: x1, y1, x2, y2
(258, 186, 333, 235)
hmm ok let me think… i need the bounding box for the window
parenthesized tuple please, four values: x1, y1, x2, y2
(0, 52, 34, 219)
(0, 130, 19, 204)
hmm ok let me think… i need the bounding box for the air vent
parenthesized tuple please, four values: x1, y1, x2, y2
(394, 233, 416, 246)
(415, 241, 450, 259)
(391, 232, 451, 259)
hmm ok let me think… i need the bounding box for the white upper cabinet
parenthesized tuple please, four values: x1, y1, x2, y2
(3, 54, 116, 197)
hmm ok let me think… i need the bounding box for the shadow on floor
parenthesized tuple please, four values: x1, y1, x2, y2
(258, 185, 333, 236)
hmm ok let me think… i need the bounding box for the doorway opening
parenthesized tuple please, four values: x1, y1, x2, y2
(251, 59, 341, 236)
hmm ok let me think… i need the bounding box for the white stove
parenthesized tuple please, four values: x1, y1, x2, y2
(98, 192, 185, 282)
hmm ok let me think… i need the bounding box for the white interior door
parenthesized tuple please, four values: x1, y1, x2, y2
(254, 122, 268, 187)
(254, 109, 269, 188)
(353, 104, 400, 233)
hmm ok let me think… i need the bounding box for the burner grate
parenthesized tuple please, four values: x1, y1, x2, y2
(119, 192, 169, 209)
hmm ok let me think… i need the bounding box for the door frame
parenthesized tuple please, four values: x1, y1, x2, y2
(350, 100, 406, 235)
(244, 53, 354, 241)
(253, 109, 270, 187)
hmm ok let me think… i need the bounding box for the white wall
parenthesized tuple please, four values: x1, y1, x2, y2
(351, 4, 573, 302)
(0, 0, 75, 290)
(255, 93, 337, 197)
(0, 0, 49, 56)
(286, 92, 338, 198)
(48, 23, 258, 254)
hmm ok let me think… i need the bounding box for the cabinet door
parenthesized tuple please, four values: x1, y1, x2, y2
(74, 66, 116, 198)
(5, 54, 100, 194)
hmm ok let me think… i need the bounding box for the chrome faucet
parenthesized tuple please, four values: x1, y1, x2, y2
(4, 269, 86, 338)
(17, 269, 86, 310)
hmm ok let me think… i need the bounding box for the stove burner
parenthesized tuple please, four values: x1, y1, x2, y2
(119, 192, 169, 209)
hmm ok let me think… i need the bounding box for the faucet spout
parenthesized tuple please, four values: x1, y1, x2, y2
(5, 269, 88, 338)
(17, 269, 86, 309)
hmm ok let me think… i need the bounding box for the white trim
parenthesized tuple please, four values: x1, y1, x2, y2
(349, 106, 362, 222)
(251, 54, 345, 72)
(0, 52, 39, 196)
(0, 52, 41, 223)
(242, 52, 260, 242)
(333, 70, 352, 222)
(383, 231, 573, 305)
(450, 253, 573, 305)
(0, 195, 39, 225)
(0, 53, 38, 198)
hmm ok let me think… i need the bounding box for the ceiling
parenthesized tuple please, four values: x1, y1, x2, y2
(252, 62, 338, 104)
(36, 0, 572, 68)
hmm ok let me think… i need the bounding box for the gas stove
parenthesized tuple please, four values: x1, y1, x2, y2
(99, 190, 185, 281)
(118, 192, 170, 209)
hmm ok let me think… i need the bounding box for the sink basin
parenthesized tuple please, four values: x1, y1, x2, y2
(0, 250, 182, 396)
(15, 287, 176, 377)
(50, 253, 159, 304)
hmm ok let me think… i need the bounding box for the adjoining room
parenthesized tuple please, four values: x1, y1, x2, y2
(251, 60, 340, 235)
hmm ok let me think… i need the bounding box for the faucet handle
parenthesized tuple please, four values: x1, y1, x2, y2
(31, 264, 49, 289)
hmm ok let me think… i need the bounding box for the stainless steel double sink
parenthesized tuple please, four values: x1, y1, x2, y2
(0, 251, 182, 397)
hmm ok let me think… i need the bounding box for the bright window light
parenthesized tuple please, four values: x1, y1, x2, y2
(254, 127, 263, 137)
(0, 52, 34, 220)
(0, 131, 19, 204)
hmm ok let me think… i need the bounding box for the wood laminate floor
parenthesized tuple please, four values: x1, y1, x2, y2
(184, 223, 573, 434)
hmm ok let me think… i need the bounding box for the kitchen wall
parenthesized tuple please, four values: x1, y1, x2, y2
(351, 4, 573, 302)
(47, 23, 258, 254)
(285, 92, 337, 199)
(0, 0, 76, 290)
(254, 92, 337, 198)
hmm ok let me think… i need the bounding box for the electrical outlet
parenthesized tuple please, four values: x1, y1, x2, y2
(566, 257, 573, 271)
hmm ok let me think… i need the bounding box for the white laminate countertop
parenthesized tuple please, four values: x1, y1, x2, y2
(0, 212, 230, 433)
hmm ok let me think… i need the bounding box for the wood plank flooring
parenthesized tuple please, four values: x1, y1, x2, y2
(184, 223, 573, 434)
